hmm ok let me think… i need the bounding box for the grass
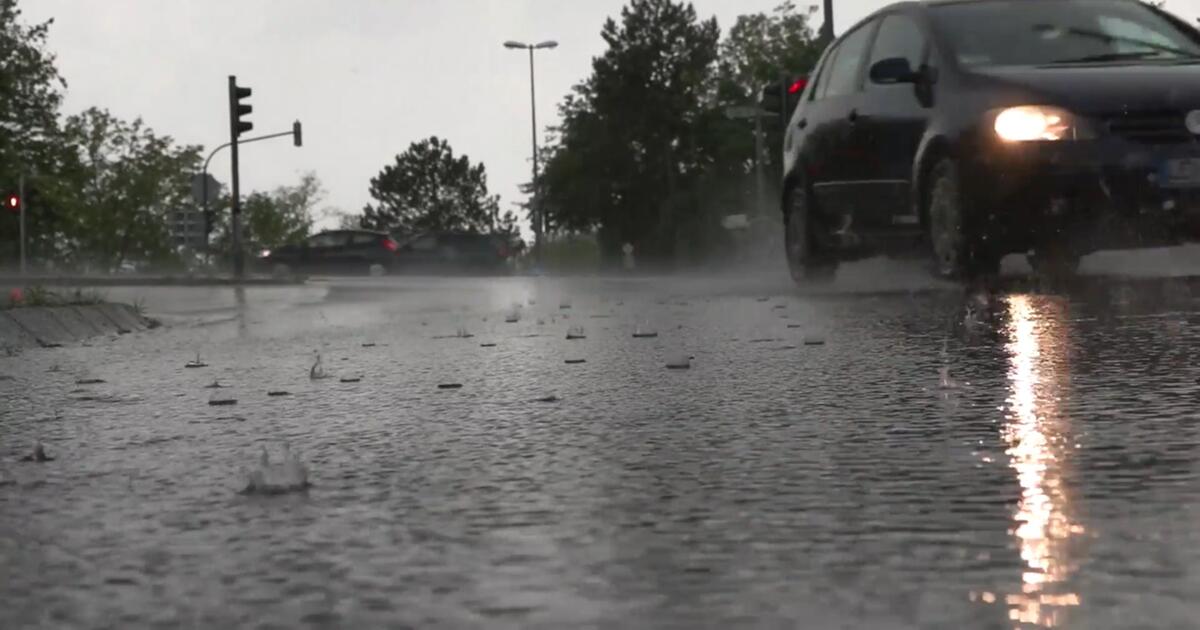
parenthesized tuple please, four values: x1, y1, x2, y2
(5, 285, 107, 310)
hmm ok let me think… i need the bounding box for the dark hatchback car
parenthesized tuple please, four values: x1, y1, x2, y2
(776, 0, 1200, 282)
(257, 230, 400, 276)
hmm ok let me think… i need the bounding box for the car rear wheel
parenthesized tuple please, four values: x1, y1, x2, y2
(785, 182, 838, 285)
(927, 159, 999, 280)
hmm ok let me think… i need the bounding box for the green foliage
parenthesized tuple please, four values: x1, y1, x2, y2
(717, 2, 822, 104)
(541, 0, 721, 263)
(52, 108, 201, 270)
(360, 136, 513, 236)
(0, 0, 71, 265)
(538, 233, 603, 273)
(539, 0, 822, 264)
(210, 172, 322, 250)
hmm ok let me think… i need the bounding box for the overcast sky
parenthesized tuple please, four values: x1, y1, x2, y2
(23, 0, 1200, 232)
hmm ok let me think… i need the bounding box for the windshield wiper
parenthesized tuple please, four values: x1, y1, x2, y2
(1049, 51, 1165, 64)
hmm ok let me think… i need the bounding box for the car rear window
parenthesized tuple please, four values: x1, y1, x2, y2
(930, 0, 1200, 67)
(349, 233, 379, 245)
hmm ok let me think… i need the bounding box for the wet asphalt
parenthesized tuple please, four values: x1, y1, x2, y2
(2, 251, 1200, 629)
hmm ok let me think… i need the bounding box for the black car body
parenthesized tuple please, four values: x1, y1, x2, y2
(392, 232, 514, 273)
(778, 0, 1200, 281)
(257, 230, 399, 275)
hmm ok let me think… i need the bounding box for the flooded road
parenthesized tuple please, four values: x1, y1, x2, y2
(2, 263, 1200, 629)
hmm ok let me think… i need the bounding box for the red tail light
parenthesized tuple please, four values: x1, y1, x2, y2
(382, 237, 398, 252)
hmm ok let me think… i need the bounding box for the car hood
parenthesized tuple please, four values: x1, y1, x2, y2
(969, 61, 1200, 116)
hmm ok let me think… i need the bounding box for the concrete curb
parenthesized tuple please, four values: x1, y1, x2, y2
(0, 303, 151, 350)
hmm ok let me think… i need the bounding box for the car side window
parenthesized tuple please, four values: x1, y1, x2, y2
(306, 233, 344, 248)
(809, 48, 838, 101)
(822, 22, 875, 98)
(349, 233, 378, 246)
(867, 14, 927, 83)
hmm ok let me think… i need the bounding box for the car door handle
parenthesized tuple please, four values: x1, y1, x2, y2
(797, 119, 808, 130)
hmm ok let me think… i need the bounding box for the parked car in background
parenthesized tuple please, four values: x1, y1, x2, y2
(257, 230, 399, 276)
(774, 0, 1200, 283)
(392, 231, 515, 274)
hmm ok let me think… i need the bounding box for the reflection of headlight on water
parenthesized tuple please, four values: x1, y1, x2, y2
(1000, 295, 1083, 628)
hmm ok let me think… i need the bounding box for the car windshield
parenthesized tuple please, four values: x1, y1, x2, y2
(931, 0, 1200, 67)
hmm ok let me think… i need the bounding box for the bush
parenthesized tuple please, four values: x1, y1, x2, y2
(534, 234, 602, 273)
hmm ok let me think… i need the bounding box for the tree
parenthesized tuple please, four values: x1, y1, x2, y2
(360, 136, 509, 235)
(0, 0, 70, 265)
(55, 108, 201, 270)
(540, 0, 721, 263)
(540, 0, 827, 265)
(211, 172, 322, 250)
(717, 2, 822, 104)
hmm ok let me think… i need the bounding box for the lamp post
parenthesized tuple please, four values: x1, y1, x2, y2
(821, 0, 835, 44)
(504, 39, 557, 266)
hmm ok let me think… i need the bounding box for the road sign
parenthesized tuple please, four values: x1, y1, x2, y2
(191, 173, 220, 205)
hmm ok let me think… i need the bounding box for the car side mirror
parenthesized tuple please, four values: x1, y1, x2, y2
(870, 57, 919, 84)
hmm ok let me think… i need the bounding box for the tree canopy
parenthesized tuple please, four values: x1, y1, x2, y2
(539, 0, 823, 264)
(360, 136, 513, 236)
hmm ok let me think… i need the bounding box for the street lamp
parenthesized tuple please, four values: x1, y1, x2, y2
(504, 39, 558, 266)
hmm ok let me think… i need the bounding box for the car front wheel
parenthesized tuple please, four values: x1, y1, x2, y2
(927, 159, 999, 280)
(785, 183, 837, 285)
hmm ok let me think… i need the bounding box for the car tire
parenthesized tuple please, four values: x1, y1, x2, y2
(927, 159, 999, 280)
(784, 182, 838, 285)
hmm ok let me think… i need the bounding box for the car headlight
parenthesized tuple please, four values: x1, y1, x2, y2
(993, 105, 1093, 142)
(258, 249, 271, 258)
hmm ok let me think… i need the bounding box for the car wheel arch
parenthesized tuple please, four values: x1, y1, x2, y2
(912, 135, 954, 230)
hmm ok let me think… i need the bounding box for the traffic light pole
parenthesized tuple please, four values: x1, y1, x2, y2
(17, 173, 25, 276)
(201, 126, 302, 263)
(228, 77, 245, 277)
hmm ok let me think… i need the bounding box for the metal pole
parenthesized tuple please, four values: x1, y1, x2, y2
(202, 165, 210, 264)
(228, 76, 244, 278)
(17, 173, 25, 276)
(754, 114, 766, 216)
(528, 46, 542, 265)
(821, 0, 835, 44)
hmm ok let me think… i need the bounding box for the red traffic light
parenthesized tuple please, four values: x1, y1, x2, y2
(5, 194, 18, 211)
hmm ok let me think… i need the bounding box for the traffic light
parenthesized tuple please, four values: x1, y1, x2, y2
(758, 75, 809, 127)
(229, 77, 253, 138)
(4, 193, 18, 212)
(292, 120, 303, 147)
